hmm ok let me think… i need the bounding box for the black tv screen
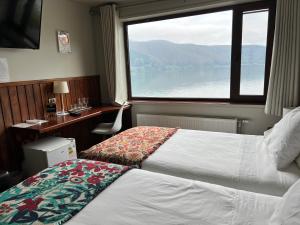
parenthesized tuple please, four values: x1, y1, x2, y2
(0, 0, 43, 49)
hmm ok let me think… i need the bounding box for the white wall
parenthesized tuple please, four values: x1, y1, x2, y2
(132, 102, 280, 135)
(0, 0, 96, 82)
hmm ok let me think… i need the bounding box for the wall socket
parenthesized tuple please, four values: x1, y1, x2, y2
(48, 98, 56, 104)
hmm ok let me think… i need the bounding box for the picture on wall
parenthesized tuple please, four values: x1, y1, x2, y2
(57, 30, 71, 54)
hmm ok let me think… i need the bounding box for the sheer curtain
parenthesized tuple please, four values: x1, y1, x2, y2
(93, 4, 127, 105)
(114, 7, 128, 105)
(265, 0, 300, 116)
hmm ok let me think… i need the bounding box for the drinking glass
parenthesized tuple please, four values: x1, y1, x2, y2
(83, 97, 89, 108)
(73, 103, 78, 111)
(78, 98, 83, 109)
(85, 98, 89, 107)
(70, 104, 78, 111)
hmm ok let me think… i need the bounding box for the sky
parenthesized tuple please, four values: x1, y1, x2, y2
(128, 10, 269, 46)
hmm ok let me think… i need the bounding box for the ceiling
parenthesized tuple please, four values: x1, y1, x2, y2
(72, 0, 150, 6)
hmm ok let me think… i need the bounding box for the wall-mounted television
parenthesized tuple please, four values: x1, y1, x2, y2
(0, 0, 43, 49)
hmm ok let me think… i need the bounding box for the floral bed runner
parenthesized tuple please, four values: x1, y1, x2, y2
(81, 126, 178, 166)
(0, 159, 131, 225)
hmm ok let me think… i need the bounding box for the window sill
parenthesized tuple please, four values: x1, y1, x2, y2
(128, 99, 266, 108)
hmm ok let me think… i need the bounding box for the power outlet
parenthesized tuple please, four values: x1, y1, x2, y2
(46, 98, 57, 113)
(48, 98, 56, 104)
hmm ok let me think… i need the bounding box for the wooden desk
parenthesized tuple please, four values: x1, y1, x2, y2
(12, 105, 129, 134)
(11, 105, 132, 164)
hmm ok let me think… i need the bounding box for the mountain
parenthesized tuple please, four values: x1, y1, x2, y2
(128, 40, 266, 97)
(129, 40, 266, 68)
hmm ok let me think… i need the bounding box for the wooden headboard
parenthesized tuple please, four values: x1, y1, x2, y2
(0, 75, 101, 171)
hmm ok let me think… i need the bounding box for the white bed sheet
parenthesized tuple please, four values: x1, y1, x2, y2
(142, 129, 300, 196)
(66, 169, 279, 225)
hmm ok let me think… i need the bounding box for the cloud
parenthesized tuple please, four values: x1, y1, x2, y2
(128, 10, 269, 46)
(242, 11, 269, 45)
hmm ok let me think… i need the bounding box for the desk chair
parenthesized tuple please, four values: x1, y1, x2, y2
(91, 102, 127, 136)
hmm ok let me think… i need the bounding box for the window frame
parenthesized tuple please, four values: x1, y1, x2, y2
(124, 0, 276, 104)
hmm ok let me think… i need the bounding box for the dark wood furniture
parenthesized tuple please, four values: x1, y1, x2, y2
(0, 76, 101, 171)
(0, 171, 24, 192)
(14, 106, 129, 134)
(11, 105, 131, 170)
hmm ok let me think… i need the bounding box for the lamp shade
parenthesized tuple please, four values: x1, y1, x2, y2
(53, 81, 69, 94)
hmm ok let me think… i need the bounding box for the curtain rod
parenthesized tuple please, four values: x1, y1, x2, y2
(89, 0, 162, 15)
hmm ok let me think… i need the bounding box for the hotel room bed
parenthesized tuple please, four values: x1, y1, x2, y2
(142, 129, 300, 196)
(0, 159, 280, 225)
(81, 126, 300, 196)
(67, 169, 279, 225)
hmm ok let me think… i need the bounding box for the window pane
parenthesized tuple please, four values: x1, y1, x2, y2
(240, 10, 269, 96)
(128, 11, 233, 98)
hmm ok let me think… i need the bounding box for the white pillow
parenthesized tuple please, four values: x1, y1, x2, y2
(269, 179, 300, 225)
(264, 128, 273, 137)
(264, 107, 300, 169)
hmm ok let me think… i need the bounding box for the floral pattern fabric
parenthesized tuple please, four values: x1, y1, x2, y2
(81, 126, 178, 166)
(0, 159, 131, 225)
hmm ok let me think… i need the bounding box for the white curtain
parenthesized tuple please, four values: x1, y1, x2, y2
(265, 0, 300, 116)
(93, 4, 128, 105)
(114, 7, 128, 105)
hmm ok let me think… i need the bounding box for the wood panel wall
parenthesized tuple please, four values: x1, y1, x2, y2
(0, 76, 101, 171)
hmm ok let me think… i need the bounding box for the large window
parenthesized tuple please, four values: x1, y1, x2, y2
(125, 1, 275, 103)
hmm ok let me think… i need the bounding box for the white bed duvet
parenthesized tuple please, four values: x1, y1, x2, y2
(142, 129, 300, 196)
(66, 169, 279, 225)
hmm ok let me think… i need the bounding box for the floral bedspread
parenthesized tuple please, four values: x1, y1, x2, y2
(0, 159, 131, 225)
(81, 126, 178, 166)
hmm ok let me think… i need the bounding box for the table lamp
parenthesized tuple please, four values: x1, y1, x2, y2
(53, 81, 69, 116)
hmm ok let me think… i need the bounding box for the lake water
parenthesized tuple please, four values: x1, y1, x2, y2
(130, 65, 265, 98)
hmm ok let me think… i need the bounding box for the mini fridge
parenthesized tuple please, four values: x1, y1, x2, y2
(23, 137, 77, 176)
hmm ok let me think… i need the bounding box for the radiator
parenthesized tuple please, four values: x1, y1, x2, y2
(136, 114, 239, 133)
